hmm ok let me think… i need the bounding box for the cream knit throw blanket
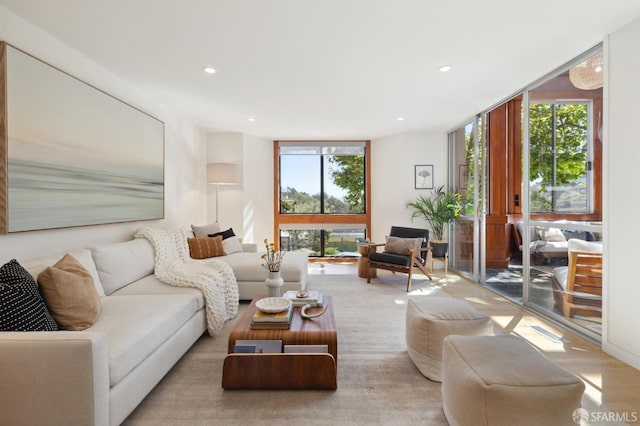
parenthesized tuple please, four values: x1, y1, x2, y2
(135, 227, 239, 335)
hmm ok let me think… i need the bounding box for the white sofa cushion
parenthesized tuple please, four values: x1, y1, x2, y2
(20, 249, 106, 297)
(92, 239, 155, 295)
(221, 251, 308, 282)
(113, 275, 205, 310)
(89, 294, 200, 386)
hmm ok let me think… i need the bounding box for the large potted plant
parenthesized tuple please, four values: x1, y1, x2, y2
(405, 186, 462, 258)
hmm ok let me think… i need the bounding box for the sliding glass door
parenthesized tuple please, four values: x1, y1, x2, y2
(448, 45, 604, 340)
(522, 46, 604, 338)
(449, 115, 485, 281)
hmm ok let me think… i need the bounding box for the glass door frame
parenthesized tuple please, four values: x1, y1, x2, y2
(448, 44, 603, 343)
(520, 45, 604, 342)
(477, 112, 487, 284)
(448, 114, 486, 282)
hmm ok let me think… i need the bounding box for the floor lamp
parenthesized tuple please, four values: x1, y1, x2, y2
(207, 163, 240, 223)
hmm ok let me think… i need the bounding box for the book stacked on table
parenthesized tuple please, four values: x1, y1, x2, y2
(282, 290, 324, 307)
(250, 303, 293, 329)
(234, 340, 283, 353)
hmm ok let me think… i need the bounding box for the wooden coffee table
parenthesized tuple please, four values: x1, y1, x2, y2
(222, 295, 338, 390)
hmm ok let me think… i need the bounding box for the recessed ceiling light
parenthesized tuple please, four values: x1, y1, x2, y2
(439, 65, 452, 73)
(203, 66, 216, 74)
(397, 117, 405, 121)
(248, 117, 256, 122)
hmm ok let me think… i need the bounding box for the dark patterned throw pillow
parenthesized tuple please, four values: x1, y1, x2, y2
(209, 228, 236, 240)
(0, 259, 59, 331)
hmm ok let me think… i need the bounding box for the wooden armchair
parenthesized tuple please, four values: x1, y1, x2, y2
(551, 240, 603, 318)
(366, 226, 432, 291)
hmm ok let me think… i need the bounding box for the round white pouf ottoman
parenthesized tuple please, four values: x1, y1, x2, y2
(442, 335, 585, 426)
(405, 297, 493, 381)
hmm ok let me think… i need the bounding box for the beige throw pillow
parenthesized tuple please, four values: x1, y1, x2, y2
(385, 236, 423, 255)
(188, 236, 226, 259)
(191, 222, 222, 239)
(37, 254, 101, 331)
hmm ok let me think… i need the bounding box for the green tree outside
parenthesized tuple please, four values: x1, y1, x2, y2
(529, 103, 588, 212)
(326, 155, 365, 213)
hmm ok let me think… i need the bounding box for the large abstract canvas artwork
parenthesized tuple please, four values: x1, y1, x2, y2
(0, 43, 164, 233)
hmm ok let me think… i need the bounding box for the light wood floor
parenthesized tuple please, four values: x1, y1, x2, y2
(311, 261, 640, 424)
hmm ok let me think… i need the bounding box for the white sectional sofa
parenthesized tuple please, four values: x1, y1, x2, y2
(0, 232, 308, 426)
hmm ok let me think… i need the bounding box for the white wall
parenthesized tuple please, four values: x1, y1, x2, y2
(0, 6, 206, 264)
(205, 131, 449, 248)
(205, 132, 243, 233)
(206, 132, 273, 244)
(241, 134, 274, 245)
(603, 17, 640, 370)
(370, 131, 448, 244)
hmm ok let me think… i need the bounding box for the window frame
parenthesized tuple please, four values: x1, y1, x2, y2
(273, 140, 372, 254)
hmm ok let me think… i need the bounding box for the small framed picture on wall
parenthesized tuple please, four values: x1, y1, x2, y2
(415, 165, 433, 189)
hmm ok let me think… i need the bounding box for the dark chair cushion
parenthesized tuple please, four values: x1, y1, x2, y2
(390, 226, 429, 240)
(369, 252, 413, 267)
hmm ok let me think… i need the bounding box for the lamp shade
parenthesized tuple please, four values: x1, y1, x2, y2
(207, 163, 239, 184)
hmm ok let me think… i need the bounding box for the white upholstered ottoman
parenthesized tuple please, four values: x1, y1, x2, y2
(405, 296, 493, 381)
(442, 335, 585, 426)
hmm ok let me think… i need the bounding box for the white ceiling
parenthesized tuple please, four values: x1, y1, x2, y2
(2, 1, 640, 140)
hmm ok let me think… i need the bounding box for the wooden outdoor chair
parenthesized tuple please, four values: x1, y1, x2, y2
(551, 246, 603, 318)
(367, 226, 432, 292)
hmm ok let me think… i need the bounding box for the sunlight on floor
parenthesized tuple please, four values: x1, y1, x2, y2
(308, 261, 357, 275)
(306, 261, 640, 421)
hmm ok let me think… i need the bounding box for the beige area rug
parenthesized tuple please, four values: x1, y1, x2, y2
(123, 273, 448, 425)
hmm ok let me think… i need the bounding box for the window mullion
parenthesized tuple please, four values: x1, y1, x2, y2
(320, 155, 325, 214)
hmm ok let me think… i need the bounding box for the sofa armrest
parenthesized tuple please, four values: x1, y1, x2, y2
(0, 331, 110, 426)
(241, 243, 258, 253)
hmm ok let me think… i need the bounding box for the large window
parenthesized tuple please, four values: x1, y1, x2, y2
(529, 102, 592, 213)
(275, 141, 370, 258)
(279, 145, 365, 214)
